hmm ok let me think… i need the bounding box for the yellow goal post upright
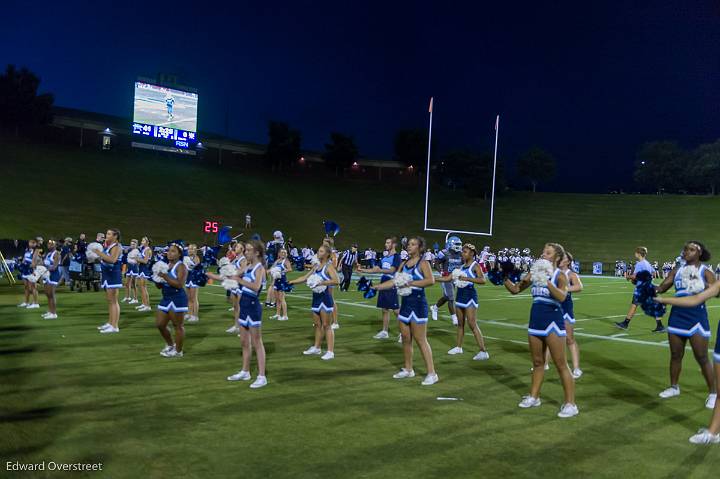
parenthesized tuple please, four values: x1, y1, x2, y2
(0, 251, 17, 285)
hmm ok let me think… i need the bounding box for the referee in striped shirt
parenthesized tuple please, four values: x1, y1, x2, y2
(339, 244, 359, 291)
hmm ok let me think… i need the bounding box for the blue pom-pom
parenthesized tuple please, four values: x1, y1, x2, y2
(487, 270, 505, 286)
(274, 277, 294, 293)
(640, 298, 666, 318)
(633, 272, 656, 305)
(363, 285, 377, 299)
(195, 272, 208, 287)
(356, 276, 370, 292)
(507, 270, 522, 284)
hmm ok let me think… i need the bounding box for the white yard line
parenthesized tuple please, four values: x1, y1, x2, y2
(200, 286, 710, 351)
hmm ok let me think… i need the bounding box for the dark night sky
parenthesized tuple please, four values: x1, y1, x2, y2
(2, 1, 720, 191)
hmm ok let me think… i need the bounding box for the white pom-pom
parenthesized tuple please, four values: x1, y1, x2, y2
(306, 274, 327, 293)
(397, 286, 412, 296)
(393, 272, 412, 288)
(85, 242, 103, 261)
(218, 257, 230, 267)
(681, 265, 705, 295)
(33, 265, 50, 280)
(152, 261, 169, 276)
(530, 259, 554, 287)
(151, 261, 169, 283)
(452, 269, 470, 288)
(269, 266, 282, 279)
(183, 256, 196, 270)
(222, 279, 239, 291)
(219, 264, 238, 278)
(127, 248, 140, 264)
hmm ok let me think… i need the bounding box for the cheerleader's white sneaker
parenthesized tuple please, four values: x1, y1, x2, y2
(160, 347, 182, 358)
(128, 299, 139, 304)
(43, 313, 58, 320)
(225, 325, 239, 334)
(250, 376, 267, 388)
(17, 302, 27, 307)
(99, 326, 119, 334)
(97, 323, 111, 330)
(160, 344, 175, 356)
(277, 316, 288, 321)
(689, 428, 720, 444)
(518, 396, 542, 408)
(421, 373, 439, 386)
(303, 346, 322, 355)
(447, 347, 463, 355)
(373, 330, 389, 339)
(558, 403, 579, 418)
(430, 305, 438, 321)
(321, 351, 335, 360)
(473, 351, 490, 361)
(227, 370, 251, 381)
(659, 386, 680, 399)
(392, 368, 415, 379)
(121, 297, 130, 303)
(26, 303, 39, 309)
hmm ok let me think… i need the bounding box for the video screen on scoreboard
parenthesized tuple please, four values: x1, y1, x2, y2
(132, 82, 198, 149)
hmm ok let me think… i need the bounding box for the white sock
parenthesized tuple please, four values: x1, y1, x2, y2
(451, 314, 458, 321)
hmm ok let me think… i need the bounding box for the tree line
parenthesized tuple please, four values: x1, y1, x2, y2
(634, 141, 720, 195)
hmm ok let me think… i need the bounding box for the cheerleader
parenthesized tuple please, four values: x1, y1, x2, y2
(288, 244, 339, 360)
(615, 247, 665, 332)
(358, 236, 401, 339)
(435, 243, 489, 360)
(122, 239, 139, 304)
(156, 244, 188, 357)
(373, 237, 439, 385)
(229, 242, 247, 332)
(95, 229, 123, 334)
(184, 243, 202, 323)
(656, 277, 720, 444)
(227, 240, 268, 388)
(269, 248, 292, 321)
(323, 237, 341, 330)
(652, 241, 716, 408)
(134, 237, 153, 312)
(17, 238, 39, 309)
(558, 252, 583, 378)
(504, 243, 578, 418)
(41, 239, 61, 320)
(207, 242, 247, 332)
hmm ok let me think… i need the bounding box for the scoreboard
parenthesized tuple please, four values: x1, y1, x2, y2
(131, 81, 199, 153)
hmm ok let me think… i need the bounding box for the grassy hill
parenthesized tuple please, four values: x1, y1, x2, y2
(3, 139, 720, 264)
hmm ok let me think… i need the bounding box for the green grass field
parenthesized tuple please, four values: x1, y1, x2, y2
(2, 275, 719, 478)
(4, 140, 720, 264)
